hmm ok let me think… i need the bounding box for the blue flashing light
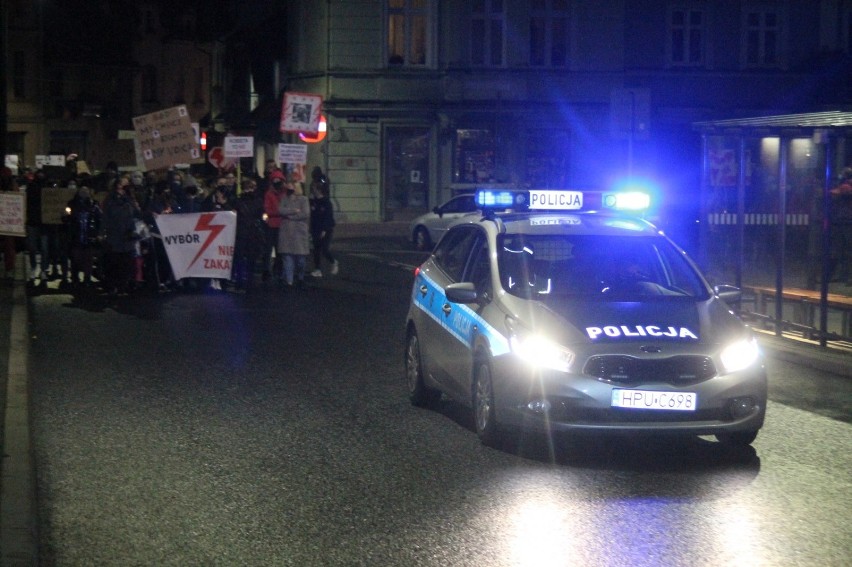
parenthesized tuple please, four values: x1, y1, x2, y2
(475, 189, 527, 209)
(602, 191, 651, 211)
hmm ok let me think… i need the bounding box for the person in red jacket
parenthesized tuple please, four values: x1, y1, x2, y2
(263, 170, 287, 282)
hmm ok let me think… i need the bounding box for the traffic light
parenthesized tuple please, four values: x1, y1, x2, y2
(200, 131, 208, 151)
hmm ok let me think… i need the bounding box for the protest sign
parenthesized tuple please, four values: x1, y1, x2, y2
(277, 143, 307, 165)
(224, 136, 254, 159)
(132, 105, 200, 171)
(280, 92, 322, 134)
(154, 211, 237, 280)
(0, 192, 25, 237)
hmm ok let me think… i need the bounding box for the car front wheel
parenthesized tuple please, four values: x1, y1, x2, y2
(406, 331, 441, 407)
(473, 358, 501, 446)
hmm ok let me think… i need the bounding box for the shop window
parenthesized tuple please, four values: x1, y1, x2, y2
(454, 129, 495, 184)
(525, 130, 570, 187)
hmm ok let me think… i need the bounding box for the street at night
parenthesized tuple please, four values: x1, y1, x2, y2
(6, 237, 850, 566)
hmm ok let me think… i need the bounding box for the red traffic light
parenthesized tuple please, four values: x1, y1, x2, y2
(200, 131, 208, 151)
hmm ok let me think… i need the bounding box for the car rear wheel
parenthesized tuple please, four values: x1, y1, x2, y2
(473, 358, 501, 447)
(406, 331, 441, 407)
(413, 227, 432, 251)
(715, 430, 758, 446)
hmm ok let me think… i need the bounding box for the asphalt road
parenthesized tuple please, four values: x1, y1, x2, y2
(6, 241, 852, 566)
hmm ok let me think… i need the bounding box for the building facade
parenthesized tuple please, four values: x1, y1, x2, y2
(280, 0, 852, 228)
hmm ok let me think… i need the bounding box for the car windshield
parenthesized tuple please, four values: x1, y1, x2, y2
(497, 234, 709, 301)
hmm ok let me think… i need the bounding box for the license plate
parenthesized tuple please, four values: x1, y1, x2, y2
(611, 389, 697, 411)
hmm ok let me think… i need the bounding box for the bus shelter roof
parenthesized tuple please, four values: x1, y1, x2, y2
(693, 110, 852, 136)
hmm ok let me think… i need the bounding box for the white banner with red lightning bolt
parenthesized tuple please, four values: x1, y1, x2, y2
(154, 211, 237, 280)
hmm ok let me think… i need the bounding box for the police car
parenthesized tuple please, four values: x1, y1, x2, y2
(404, 188, 766, 447)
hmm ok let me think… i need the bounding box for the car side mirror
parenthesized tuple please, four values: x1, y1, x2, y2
(714, 284, 742, 303)
(446, 282, 478, 304)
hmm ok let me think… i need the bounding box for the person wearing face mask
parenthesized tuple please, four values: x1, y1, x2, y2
(263, 170, 287, 283)
(64, 186, 102, 289)
(100, 176, 140, 295)
(276, 180, 310, 289)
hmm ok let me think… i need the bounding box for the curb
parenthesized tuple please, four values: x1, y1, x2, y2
(756, 332, 852, 378)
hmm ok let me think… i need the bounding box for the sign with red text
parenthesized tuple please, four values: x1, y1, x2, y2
(0, 192, 25, 237)
(280, 92, 322, 134)
(154, 211, 237, 279)
(132, 105, 200, 171)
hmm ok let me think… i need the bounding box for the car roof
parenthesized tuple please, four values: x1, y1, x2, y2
(449, 210, 660, 238)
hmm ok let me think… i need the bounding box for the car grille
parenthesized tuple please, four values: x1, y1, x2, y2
(583, 355, 717, 386)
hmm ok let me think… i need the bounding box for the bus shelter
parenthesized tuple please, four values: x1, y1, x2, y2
(693, 111, 852, 347)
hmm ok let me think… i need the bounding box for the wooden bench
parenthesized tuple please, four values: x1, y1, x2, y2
(742, 285, 852, 340)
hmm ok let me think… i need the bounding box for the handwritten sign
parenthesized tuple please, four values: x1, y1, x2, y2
(224, 136, 254, 158)
(0, 192, 26, 237)
(277, 144, 308, 165)
(132, 105, 199, 171)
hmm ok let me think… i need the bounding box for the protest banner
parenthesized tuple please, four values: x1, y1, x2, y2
(0, 192, 25, 237)
(280, 92, 322, 134)
(154, 211, 237, 280)
(132, 105, 200, 171)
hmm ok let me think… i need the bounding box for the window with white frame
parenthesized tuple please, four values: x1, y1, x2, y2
(668, 6, 705, 66)
(387, 0, 430, 66)
(743, 7, 781, 68)
(471, 0, 504, 67)
(530, 0, 570, 67)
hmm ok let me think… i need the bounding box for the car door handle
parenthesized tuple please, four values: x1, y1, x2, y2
(419, 285, 428, 297)
(442, 303, 452, 315)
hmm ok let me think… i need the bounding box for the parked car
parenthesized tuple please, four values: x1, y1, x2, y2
(409, 193, 477, 251)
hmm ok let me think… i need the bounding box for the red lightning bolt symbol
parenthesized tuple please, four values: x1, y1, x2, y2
(188, 213, 226, 269)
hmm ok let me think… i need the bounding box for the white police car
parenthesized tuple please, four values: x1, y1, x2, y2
(405, 189, 766, 447)
(409, 193, 478, 251)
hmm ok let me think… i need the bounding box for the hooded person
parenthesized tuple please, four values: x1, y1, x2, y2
(262, 170, 288, 281)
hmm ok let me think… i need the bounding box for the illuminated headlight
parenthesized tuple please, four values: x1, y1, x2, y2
(719, 337, 760, 373)
(509, 333, 574, 372)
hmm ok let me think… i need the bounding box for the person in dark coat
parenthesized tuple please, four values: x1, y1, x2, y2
(100, 176, 139, 294)
(233, 178, 266, 291)
(65, 186, 102, 287)
(308, 167, 338, 277)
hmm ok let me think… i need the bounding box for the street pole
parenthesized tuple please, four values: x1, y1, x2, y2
(1, 0, 9, 165)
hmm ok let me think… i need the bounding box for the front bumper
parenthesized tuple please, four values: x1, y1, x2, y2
(492, 357, 768, 436)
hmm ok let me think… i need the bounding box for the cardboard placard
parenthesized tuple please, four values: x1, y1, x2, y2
(132, 105, 200, 171)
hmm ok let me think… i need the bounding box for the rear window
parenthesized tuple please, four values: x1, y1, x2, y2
(497, 234, 709, 301)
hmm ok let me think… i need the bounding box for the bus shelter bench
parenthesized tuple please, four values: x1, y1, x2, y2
(742, 285, 852, 339)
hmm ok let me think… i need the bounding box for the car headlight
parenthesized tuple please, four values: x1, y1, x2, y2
(507, 319, 574, 372)
(719, 337, 760, 374)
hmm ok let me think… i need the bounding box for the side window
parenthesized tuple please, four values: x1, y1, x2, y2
(466, 236, 492, 296)
(442, 195, 475, 214)
(432, 227, 479, 282)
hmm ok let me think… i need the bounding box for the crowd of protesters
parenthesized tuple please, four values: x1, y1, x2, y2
(2, 160, 337, 295)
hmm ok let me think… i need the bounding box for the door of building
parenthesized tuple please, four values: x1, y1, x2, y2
(383, 126, 431, 221)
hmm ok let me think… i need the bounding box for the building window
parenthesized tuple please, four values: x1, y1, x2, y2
(12, 50, 26, 99)
(141, 65, 158, 103)
(743, 7, 781, 68)
(193, 67, 205, 105)
(471, 0, 504, 67)
(845, 6, 852, 54)
(454, 129, 496, 183)
(386, 0, 430, 66)
(668, 6, 705, 66)
(526, 130, 570, 187)
(530, 0, 569, 67)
